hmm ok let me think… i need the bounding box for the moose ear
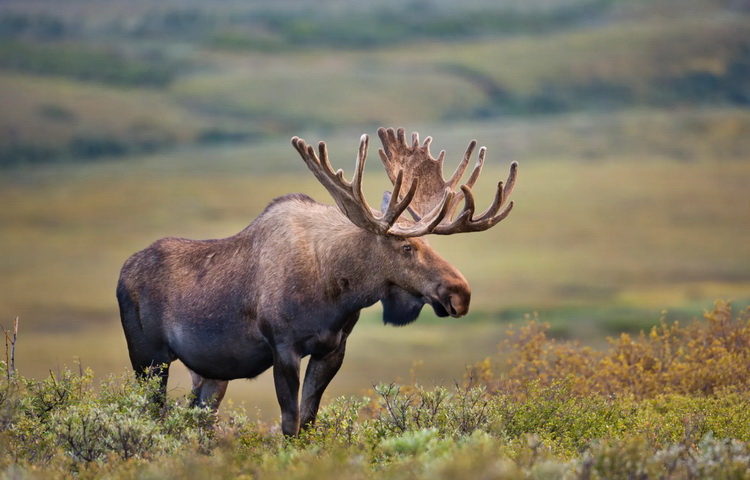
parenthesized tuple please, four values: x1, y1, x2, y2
(382, 190, 421, 221)
(381, 191, 393, 213)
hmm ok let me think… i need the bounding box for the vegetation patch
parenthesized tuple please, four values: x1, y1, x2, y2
(1, 1, 749, 168)
(0, 41, 178, 87)
(208, 0, 618, 51)
(2, 302, 750, 478)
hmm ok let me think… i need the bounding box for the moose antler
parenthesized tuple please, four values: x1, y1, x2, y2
(377, 127, 517, 235)
(291, 135, 455, 237)
(292, 128, 516, 237)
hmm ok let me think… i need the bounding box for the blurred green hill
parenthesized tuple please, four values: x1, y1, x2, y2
(0, 0, 748, 167)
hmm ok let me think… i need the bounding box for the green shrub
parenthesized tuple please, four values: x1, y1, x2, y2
(1, 368, 217, 467)
(3, 302, 750, 477)
(369, 383, 493, 438)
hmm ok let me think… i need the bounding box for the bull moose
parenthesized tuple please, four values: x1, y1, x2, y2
(117, 127, 517, 436)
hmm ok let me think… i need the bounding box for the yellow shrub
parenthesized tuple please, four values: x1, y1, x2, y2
(473, 301, 750, 399)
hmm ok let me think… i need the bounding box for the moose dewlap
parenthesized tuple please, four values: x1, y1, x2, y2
(117, 127, 518, 436)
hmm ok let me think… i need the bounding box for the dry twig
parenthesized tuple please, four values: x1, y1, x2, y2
(2, 317, 19, 380)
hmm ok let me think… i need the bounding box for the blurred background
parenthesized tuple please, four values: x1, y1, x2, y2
(1, 0, 749, 419)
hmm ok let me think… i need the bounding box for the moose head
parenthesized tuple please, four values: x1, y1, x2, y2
(292, 127, 517, 325)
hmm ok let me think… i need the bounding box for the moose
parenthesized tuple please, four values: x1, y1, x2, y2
(117, 127, 517, 436)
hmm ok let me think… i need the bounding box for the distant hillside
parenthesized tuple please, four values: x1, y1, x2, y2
(0, 0, 748, 167)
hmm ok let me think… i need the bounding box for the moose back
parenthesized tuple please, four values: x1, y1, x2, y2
(117, 127, 517, 436)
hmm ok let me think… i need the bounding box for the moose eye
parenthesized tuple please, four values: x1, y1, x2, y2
(402, 245, 412, 253)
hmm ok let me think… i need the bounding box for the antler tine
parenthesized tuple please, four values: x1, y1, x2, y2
(432, 161, 518, 235)
(465, 145, 486, 188)
(397, 127, 407, 148)
(377, 128, 399, 184)
(502, 160, 518, 199)
(443, 141, 483, 218)
(446, 140, 477, 190)
(292, 137, 332, 184)
(350, 134, 369, 205)
(474, 160, 517, 224)
(420, 135, 446, 170)
(476, 160, 518, 219)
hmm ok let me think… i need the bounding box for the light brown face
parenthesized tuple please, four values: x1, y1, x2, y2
(378, 235, 471, 325)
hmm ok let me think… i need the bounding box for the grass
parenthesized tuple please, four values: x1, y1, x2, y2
(432, 13, 750, 93)
(0, 72, 209, 165)
(3, 303, 750, 477)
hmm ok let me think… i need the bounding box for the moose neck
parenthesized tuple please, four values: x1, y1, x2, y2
(312, 217, 387, 314)
(240, 195, 394, 324)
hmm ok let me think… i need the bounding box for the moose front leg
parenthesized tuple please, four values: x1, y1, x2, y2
(299, 339, 348, 431)
(272, 347, 302, 436)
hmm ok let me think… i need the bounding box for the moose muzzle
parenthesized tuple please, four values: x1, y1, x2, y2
(432, 281, 471, 318)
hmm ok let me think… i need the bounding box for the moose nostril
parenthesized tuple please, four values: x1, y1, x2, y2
(443, 291, 468, 318)
(448, 297, 459, 317)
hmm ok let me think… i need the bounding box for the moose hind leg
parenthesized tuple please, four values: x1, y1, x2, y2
(132, 360, 171, 408)
(118, 292, 174, 407)
(300, 339, 347, 430)
(188, 369, 229, 411)
(125, 334, 174, 408)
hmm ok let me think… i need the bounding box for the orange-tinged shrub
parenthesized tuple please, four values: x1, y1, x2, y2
(473, 301, 750, 399)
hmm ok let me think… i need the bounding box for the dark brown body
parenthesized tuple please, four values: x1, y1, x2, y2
(117, 193, 470, 436)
